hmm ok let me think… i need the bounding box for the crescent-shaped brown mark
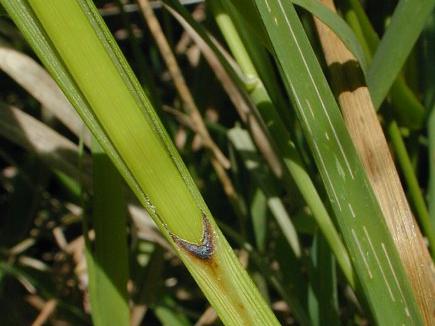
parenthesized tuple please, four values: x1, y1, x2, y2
(170, 212, 215, 260)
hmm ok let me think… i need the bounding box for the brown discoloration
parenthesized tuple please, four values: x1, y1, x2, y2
(169, 214, 255, 324)
(170, 212, 215, 260)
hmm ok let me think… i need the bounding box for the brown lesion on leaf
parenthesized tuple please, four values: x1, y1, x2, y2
(169, 213, 255, 324)
(169, 212, 215, 260)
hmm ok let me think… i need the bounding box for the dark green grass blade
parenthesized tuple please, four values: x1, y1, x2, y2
(423, 11, 435, 228)
(85, 141, 130, 326)
(308, 232, 339, 326)
(154, 296, 191, 326)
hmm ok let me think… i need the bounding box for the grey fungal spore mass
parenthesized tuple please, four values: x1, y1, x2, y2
(170, 213, 214, 260)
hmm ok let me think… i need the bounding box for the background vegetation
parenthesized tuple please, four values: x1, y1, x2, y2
(0, 0, 434, 325)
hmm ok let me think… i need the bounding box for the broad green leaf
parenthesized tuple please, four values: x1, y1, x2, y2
(0, 0, 279, 324)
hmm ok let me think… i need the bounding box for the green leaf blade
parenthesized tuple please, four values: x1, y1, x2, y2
(1, 0, 280, 324)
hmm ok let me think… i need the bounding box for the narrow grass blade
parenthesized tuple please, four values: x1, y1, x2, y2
(215, 0, 291, 125)
(228, 127, 301, 258)
(428, 108, 435, 234)
(1, 1, 279, 324)
(292, 0, 367, 73)
(423, 11, 435, 228)
(388, 120, 435, 253)
(250, 188, 268, 253)
(250, 0, 423, 323)
(368, 0, 435, 107)
(153, 296, 191, 326)
(85, 141, 130, 326)
(308, 232, 339, 326)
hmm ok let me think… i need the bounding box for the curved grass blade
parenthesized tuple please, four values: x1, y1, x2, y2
(342, 0, 426, 130)
(368, 0, 435, 107)
(292, 0, 367, 73)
